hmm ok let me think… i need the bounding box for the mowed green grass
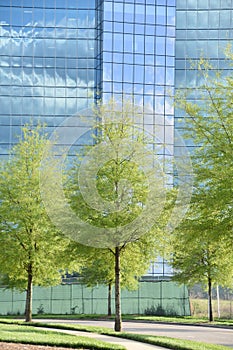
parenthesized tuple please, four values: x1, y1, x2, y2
(0, 320, 231, 350)
(34, 322, 232, 350)
(128, 314, 233, 326)
(0, 322, 125, 350)
(114, 333, 231, 350)
(31, 312, 233, 326)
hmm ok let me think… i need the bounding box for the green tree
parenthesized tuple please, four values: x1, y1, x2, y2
(173, 56, 233, 320)
(0, 125, 70, 322)
(79, 249, 114, 316)
(171, 201, 232, 321)
(78, 236, 160, 317)
(67, 99, 167, 331)
(176, 56, 233, 245)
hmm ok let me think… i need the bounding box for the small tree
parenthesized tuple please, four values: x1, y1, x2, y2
(67, 99, 167, 331)
(0, 125, 70, 322)
(171, 202, 232, 321)
(78, 236, 160, 317)
(78, 249, 114, 316)
(175, 56, 233, 246)
(174, 55, 233, 320)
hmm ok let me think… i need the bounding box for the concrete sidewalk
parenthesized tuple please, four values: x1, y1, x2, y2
(40, 327, 168, 350)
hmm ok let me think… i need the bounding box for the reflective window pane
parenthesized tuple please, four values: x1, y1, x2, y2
(114, 2, 123, 22)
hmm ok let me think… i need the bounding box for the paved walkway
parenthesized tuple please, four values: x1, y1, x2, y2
(37, 319, 233, 349)
(39, 327, 167, 350)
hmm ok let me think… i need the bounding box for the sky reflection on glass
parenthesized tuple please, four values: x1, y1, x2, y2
(0, 0, 176, 162)
(0, 3, 96, 153)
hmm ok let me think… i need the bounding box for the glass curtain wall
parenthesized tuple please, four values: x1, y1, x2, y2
(0, 0, 176, 169)
(0, 0, 177, 277)
(0, 0, 96, 157)
(97, 0, 176, 173)
(97, 0, 176, 277)
(175, 0, 233, 154)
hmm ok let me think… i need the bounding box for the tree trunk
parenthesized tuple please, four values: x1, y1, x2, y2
(208, 276, 213, 322)
(114, 246, 122, 331)
(25, 265, 33, 322)
(108, 283, 112, 317)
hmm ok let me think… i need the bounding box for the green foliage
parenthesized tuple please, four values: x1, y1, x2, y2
(171, 209, 232, 288)
(175, 55, 233, 249)
(78, 238, 158, 292)
(0, 124, 75, 321)
(65, 98, 170, 331)
(0, 125, 68, 289)
(68, 101, 152, 239)
(173, 55, 233, 319)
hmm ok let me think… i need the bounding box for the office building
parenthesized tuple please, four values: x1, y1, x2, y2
(0, 1, 232, 280)
(0, 0, 175, 164)
(175, 0, 233, 154)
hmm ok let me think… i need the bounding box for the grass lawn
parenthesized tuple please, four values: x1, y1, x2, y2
(29, 313, 233, 327)
(126, 314, 233, 327)
(0, 322, 125, 350)
(0, 318, 231, 350)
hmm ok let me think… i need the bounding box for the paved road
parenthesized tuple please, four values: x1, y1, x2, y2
(37, 319, 233, 348)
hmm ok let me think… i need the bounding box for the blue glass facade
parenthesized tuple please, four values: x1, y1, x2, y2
(1, 1, 233, 159)
(175, 0, 233, 154)
(1, 1, 233, 278)
(0, 0, 175, 161)
(96, 0, 176, 184)
(0, 0, 96, 157)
